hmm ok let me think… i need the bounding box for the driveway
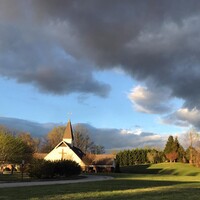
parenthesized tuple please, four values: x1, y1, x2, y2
(0, 175, 113, 188)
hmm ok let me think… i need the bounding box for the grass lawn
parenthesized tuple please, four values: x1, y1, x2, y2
(0, 172, 30, 182)
(0, 163, 200, 200)
(120, 162, 200, 176)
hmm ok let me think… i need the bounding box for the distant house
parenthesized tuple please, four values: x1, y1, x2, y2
(86, 154, 116, 173)
(41, 120, 116, 172)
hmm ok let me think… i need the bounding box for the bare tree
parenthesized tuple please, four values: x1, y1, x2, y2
(181, 128, 200, 165)
(90, 145, 105, 154)
(73, 124, 94, 153)
(41, 126, 65, 152)
(41, 124, 105, 154)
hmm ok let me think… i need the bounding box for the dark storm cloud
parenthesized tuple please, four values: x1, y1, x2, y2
(1, 0, 200, 106)
(82, 124, 165, 151)
(0, 0, 110, 97)
(0, 117, 166, 151)
(0, 117, 56, 137)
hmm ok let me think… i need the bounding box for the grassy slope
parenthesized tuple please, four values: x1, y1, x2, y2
(0, 163, 200, 200)
(120, 162, 200, 176)
(150, 162, 200, 176)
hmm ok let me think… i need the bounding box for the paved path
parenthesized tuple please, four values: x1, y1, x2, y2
(0, 175, 113, 188)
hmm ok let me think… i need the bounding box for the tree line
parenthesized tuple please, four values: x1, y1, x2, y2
(116, 130, 200, 167)
(1, 123, 200, 169)
(40, 124, 105, 154)
(116, 148, 164, 166)
(0, 123, 105, 168)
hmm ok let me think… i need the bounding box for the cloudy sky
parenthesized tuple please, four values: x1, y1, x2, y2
(1, 0, 200, 150)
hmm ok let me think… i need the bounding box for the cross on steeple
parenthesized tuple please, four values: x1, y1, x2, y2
(67, 112, 72, 120)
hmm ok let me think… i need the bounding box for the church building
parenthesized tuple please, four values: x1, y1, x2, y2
(44, 120, 86, 169)
(44, 120, 116, 172)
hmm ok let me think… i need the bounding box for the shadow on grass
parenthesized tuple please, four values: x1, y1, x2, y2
(120, 164, 200, 176)
(188, 172, 200, 176)
(0, 178, 197, 199)
(120, 164, 163, 174)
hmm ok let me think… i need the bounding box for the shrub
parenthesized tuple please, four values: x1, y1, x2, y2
(28, 159, 46, 178)
(28, 159, 81, 179)
(54, 160, 82, 177)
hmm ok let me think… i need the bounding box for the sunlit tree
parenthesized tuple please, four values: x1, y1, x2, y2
(41, 124, 105, 154)
(17, 132, 40, 153)
(0, 126, 33, 165)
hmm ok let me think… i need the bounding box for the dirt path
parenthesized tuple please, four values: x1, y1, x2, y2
(0, 175, 113, 188)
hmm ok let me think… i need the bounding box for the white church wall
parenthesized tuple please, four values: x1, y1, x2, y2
(44, 145, 85, 167)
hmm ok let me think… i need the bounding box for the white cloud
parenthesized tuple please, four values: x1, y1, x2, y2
(162, 107, 200, 129)
(120, 128, 142, 135)
(128, 85, 172, 114)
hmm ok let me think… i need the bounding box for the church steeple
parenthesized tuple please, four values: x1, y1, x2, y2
(63, 120, 74, 145)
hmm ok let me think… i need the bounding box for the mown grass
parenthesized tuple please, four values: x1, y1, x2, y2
(0, 172, 30, 182)
(120, 162, 200, 176)
(0, 163, 200, 200)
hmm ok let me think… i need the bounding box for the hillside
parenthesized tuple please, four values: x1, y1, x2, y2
(120, 162, 200, 176)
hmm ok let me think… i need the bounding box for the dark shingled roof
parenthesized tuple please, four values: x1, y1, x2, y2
(70, 146, 85, 159)
(57, 141, 85, 160)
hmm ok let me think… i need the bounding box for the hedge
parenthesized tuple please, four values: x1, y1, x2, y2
(28, 159, 82, 179)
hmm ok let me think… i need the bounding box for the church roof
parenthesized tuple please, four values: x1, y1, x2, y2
(82, 154, 116, 166)
(33, 153, 48, 159)
(56, 141, 85, 160)
(63, 120, 74, 141)
(70, 145, 85, 159)
(92, 154, 116, 165)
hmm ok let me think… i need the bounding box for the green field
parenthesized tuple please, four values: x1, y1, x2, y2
(0, 163, 200, 200)
(120, 162, 200, 176)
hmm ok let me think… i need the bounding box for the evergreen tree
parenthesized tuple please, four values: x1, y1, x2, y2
(164, 135, 185, 162)
(174, 137, 186, 162)
(116, 148, 159, 166)
(164, 135, 177, 162)
(164, 135, 175, 155)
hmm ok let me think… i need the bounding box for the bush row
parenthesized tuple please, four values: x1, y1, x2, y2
(28, 159, 82, 179)
(116, 149, 164, 166)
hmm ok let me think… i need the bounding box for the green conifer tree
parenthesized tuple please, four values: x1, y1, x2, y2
(174, 137, 186, 162)
(164, 135, 175, 154)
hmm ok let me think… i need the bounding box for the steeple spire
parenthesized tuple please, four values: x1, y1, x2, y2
(63, 120, 74, 145)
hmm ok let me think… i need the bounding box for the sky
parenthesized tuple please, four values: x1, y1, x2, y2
(1, 0, 200, 151)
